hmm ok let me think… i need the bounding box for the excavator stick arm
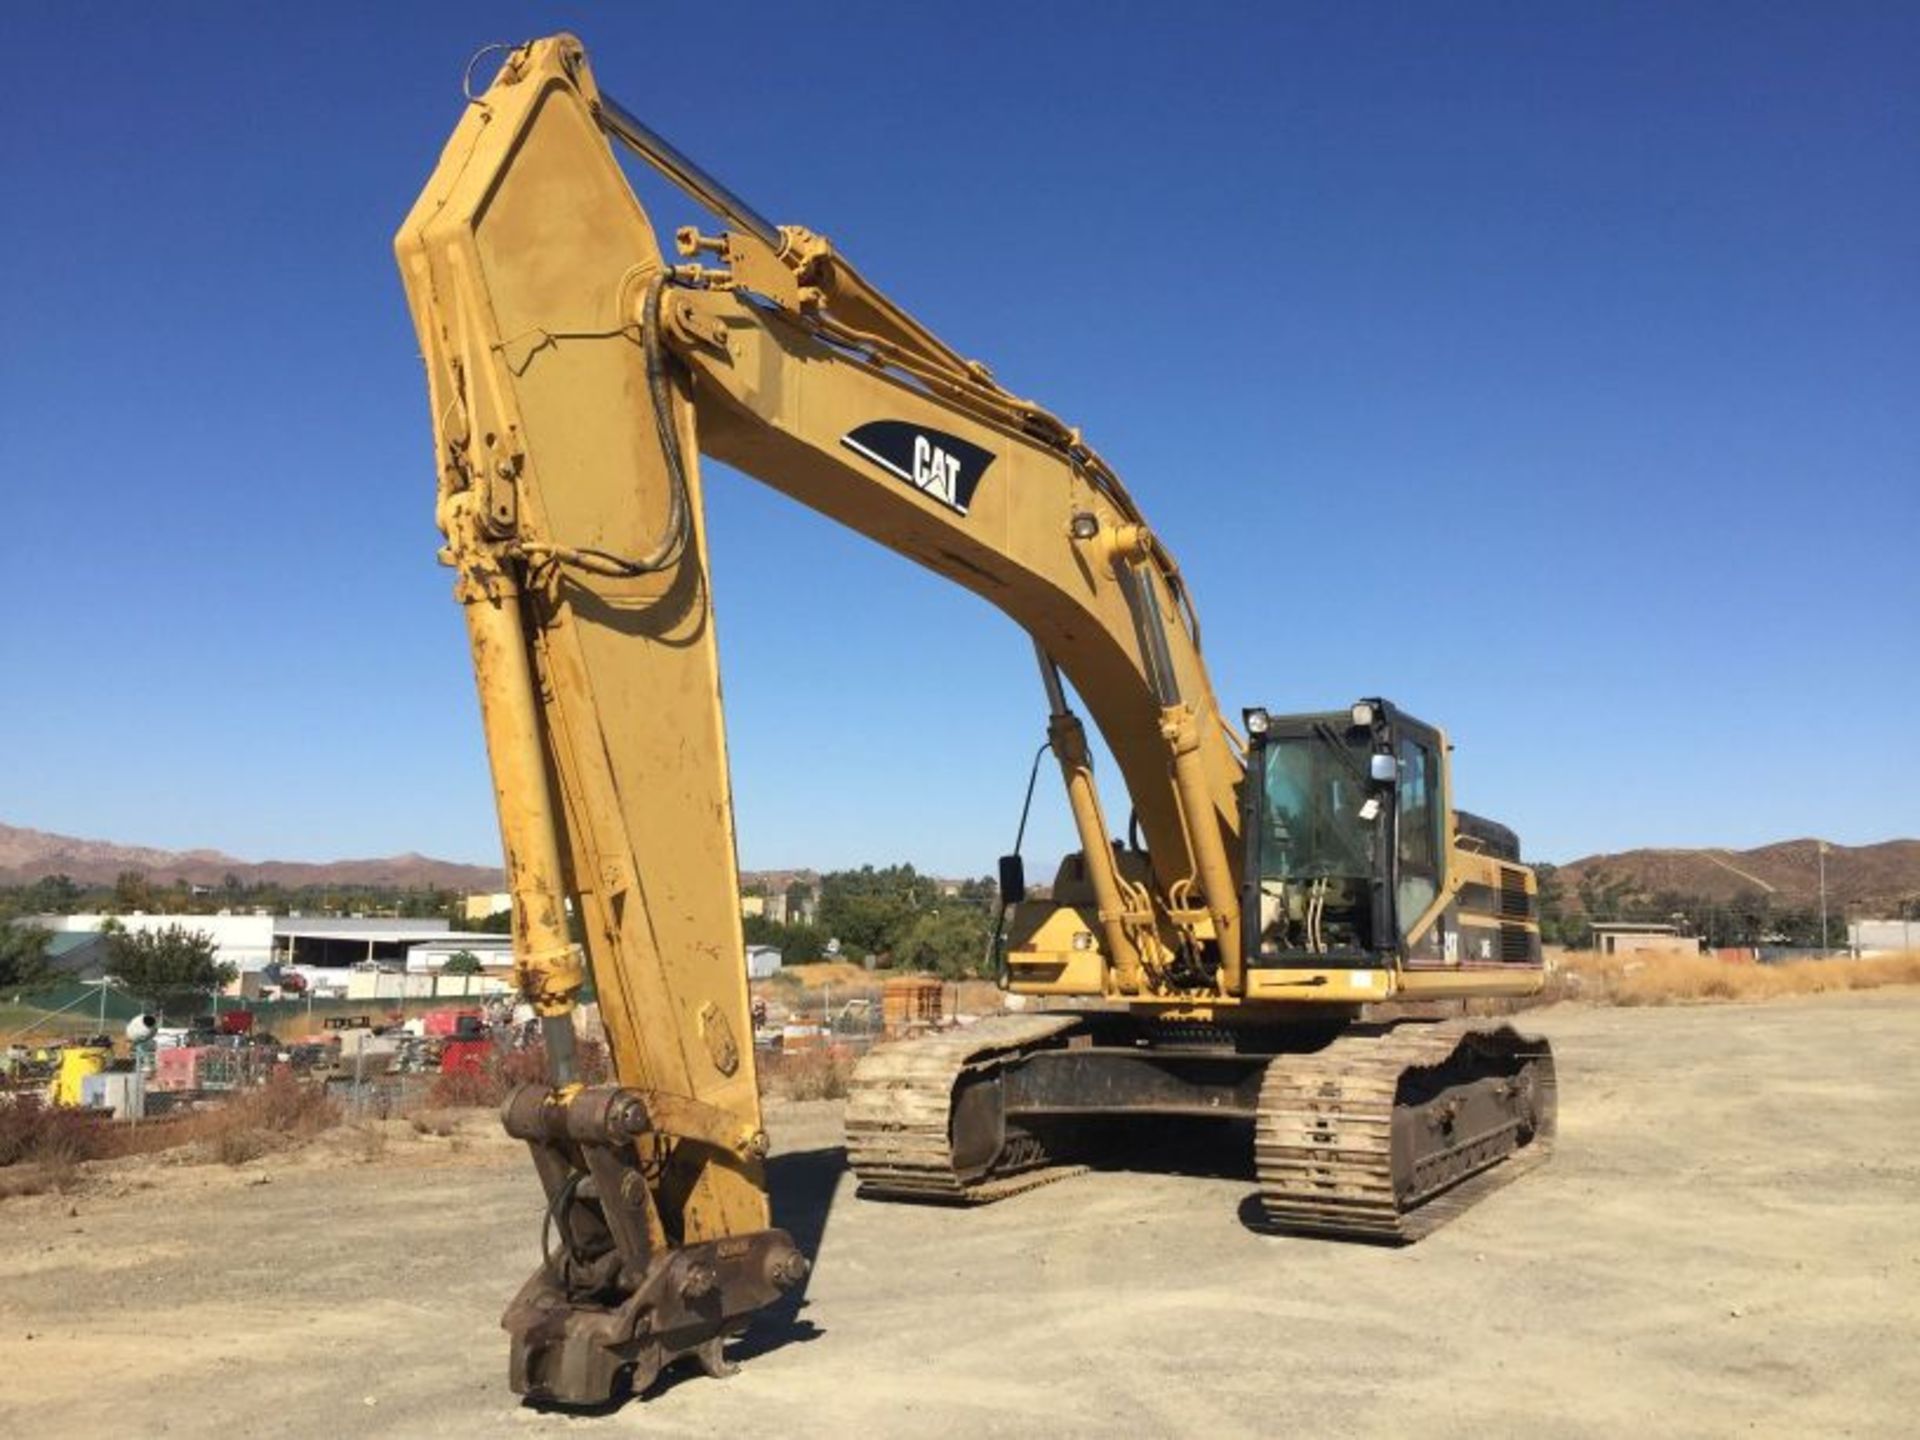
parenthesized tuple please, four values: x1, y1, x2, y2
(396, 36, 801, 1404)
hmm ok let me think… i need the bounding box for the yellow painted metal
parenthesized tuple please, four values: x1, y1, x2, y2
(668, 282, 1245, 986)
(1002, 901, 1111, 995)
(51, 1044, 109, 1107)
(396, 35, 767, 1241)
(1395, 966, 1545, 1000)
(1241, 965, 1542, 1003)
(453, 548, 581, 1017)
(1159, 702, 1243, 994)
(1045, 709, 1150, 992)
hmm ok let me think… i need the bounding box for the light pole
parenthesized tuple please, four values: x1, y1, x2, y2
(1817, 840, 1829, 958)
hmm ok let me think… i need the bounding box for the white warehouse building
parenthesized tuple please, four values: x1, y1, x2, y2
(38, 913, 504, 990)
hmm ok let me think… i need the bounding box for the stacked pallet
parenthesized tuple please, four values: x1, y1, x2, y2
(880, 977, 944, 1037)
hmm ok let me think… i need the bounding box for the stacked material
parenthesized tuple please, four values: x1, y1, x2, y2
(881, 977, 944, 1038)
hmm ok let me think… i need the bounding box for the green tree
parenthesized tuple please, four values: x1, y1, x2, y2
(891, 906, 992, 980)
(396, 887, 456, 919)
(1532, 863, 1589, 947)
(25, 873, 83, 914)
(0, 921, 56, 993)
(111, 870, 154, 913)
(742, 914, 828, 963)
(818, 864, 938, 959)
(778, 922, 828, 964)
(103, 923, 235, 1012)
(441, 950, 483, 975)
(741, 913, 783, 948)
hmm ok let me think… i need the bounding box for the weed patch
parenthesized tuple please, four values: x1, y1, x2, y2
(759, 1048, 855, 1101)
(1544, 948, 1920, 1006)
(426, 1039, 608, 1109)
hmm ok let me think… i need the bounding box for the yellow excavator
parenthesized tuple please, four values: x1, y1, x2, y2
(397, 35, 1556, 1407)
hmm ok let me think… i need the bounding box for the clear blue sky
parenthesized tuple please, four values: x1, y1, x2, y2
(2, 3, 1914, 874)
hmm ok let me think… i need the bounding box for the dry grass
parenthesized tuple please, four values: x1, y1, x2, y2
(773, 960, 873, 988)
(0, 1070, 343, 1196)
(188, 1069, 341, 1166)
(0, 1099, 102, 1195)
(425, 1038, 609, 1109)
(349, 1122, 389, 1164)
(759, 1048, 856, 1101)
(1546, 948, 1920, 1007)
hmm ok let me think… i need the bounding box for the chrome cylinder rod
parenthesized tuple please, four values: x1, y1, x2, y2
(597, 92, 781, 249)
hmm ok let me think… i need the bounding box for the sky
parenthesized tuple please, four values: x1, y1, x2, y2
(1, 2, 1914, 876)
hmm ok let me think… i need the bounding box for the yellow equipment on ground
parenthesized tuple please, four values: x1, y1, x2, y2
(50, 1040, 110, 1108)
(397, 34, 1556, 1406)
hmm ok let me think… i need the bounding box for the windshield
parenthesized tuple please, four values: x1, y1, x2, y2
(1256, 730, 1378, 882)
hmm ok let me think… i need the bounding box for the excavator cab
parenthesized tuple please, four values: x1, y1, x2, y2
(1241, 697, 1445, 965)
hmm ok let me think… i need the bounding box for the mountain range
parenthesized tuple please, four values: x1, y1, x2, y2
(0, 822, 504, 892)
(1550, 839, 1920, 916)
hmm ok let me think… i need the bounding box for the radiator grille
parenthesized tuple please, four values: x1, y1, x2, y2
(1498, 866, 1532, 920)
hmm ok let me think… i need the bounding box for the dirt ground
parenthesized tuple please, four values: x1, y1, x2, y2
(3, 990, 1917, 1438)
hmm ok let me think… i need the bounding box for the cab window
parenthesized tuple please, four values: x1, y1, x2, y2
(1396, 737, 1440, 931)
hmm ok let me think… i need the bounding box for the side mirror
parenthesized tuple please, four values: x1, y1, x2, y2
(1369, 752, 1399, 785)
(998, 854, 1027, 906)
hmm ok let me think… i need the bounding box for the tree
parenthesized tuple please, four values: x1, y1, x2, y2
(25, 873, 82, 914)
(111, 870, 154, 913)
(396, 887, 456, 919)
(743, 914, 828, 963)
(441, 950, 483, 976)
(818, 865, 938, 959)
(0, 921, 56, 993)
(1532, 864, 1588, 948)
(891, 906, 992, 980)
(103, 923, 234, 1012)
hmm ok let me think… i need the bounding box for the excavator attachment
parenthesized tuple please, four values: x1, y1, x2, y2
(498, 1085, 806, 1401)
(395, 37, 804, 1404)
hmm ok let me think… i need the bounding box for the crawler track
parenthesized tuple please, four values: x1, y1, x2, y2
(844, 1013, 1084, 1202)
(1254, 1019, 1556, 1243)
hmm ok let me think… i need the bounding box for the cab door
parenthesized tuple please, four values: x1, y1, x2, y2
(1392, 724, 1445, 945)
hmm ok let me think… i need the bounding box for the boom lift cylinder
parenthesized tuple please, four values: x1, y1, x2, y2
(1034, 644, 1147, 994)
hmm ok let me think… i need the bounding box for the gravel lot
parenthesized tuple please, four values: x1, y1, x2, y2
(3, 990, 1916, 1438)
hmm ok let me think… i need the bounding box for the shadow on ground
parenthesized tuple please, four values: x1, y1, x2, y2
(1068, 1114, 1255, 1182)
(729, 1144, 844, 1360)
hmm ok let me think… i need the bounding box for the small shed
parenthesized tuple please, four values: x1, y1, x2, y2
(1590, 922, 1701, 957)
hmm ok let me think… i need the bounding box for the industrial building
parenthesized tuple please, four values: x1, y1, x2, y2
(462, 891, 513, 923)
(405, 933, 515, 973)
(1848, 918, 1919, 956)
(32, 913, 510, 993)
(19, 912, 788, 998)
